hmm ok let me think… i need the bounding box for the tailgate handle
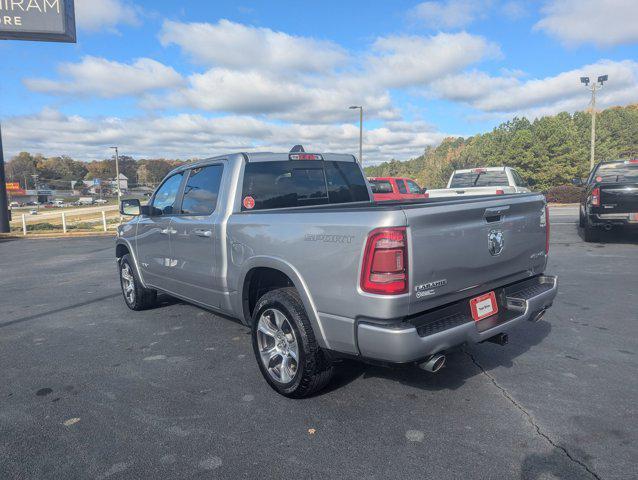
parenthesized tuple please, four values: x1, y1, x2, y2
(484, 206, 509, 222)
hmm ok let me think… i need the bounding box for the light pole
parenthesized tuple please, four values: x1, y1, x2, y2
(581, 75, 608, 170)
(110, 146, 122, 200)
(349, 106, 363, 164)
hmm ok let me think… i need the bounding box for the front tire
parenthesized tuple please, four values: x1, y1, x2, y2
(251, 288, 333, 398)
(119, 254, 157, 310)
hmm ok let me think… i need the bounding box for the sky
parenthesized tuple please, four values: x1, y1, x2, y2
(1, 0, 637, 165)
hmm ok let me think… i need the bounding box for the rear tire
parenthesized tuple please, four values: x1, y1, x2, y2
(583, 223, 600, 243)
(119, 254, 157, 310)
(251, 287, 333, 398)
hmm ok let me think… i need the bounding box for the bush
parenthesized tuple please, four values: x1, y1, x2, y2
(27, 222, 58, 231)
(545, 184, 583, 204)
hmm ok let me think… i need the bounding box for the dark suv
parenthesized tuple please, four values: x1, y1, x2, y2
(576, 159, 638, 241)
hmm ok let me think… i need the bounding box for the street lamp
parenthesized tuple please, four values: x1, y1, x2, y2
(349, 106, 363, 164)
(109, 146, 122, 200)
(581, 74, 608, 170)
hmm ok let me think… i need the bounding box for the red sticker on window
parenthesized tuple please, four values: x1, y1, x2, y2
(243, 196, 255, 209)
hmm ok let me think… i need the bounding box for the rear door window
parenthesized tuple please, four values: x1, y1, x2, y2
(242, 160, 369, 210)
(396, 180, 408, 194)
(181, 165, 224, 215)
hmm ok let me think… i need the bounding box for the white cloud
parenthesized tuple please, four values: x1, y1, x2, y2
(430, 60, 638, 117)
(2, 109, 446, 165)
(142, 68, 398, 123)
(412, 1, 490, 29)
(75, 0, 140, 32)
(24, 56, 183, 98)
(368, 32, 501, 88)
(501, 1, 528, 20)
(143, 33, 499, 121)
(159, 19, 348, 72)
(534, 0, 638, 47)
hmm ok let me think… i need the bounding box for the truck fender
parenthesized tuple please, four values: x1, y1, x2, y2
(115, 238, 148, 289)
(236, 255, 329, 349)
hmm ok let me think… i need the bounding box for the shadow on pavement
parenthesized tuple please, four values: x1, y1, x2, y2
(577, 225, 638, 245)
(323, 320, 552, 394)
(520, 447, 598, 480)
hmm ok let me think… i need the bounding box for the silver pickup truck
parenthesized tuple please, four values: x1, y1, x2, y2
(116, 150, 557, 397)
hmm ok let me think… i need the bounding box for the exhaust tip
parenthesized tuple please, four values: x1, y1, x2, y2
(485, 332, 509, 346)
(604, 223, 613, 231)
(532, 310, 547, 323)
(418, 353, 446, 373)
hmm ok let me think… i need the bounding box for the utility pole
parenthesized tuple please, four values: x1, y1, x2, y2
(349, 106, 363, 165)
(580, 75, 608, 170)
(110, 146, 122, 200)
(0, 124, 9, 233)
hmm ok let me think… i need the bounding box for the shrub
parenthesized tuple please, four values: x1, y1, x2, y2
(545, 184, 583, 204)
(27, 223, 58, 231)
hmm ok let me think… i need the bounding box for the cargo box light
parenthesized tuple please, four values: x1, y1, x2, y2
(290, 153, 323, 161)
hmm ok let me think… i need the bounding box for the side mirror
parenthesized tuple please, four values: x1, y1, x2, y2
(120, 198, 141, 216)
(571, 178, 583, 186)
(420, 187, 428, 194)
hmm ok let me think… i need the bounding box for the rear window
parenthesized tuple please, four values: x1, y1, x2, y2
(450, 171, 509, 188)
(369, 179, 393, 194)
(241, 160, 369, 210)
(397, 180, 407, 194)
(594, 162, 638, 183)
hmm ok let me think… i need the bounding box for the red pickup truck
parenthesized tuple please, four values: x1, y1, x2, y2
(368, 177, 428, 201)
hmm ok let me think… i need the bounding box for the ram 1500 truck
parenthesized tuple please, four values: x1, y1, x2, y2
(116, 150, 557, 398)
(577, 159, 638, 242)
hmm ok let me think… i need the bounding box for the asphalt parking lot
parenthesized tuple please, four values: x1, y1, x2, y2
(1, 206, 636, 480)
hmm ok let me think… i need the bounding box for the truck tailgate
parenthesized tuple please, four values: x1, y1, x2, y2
(404, 194, 547, 315)
(600, 183, 638, 213)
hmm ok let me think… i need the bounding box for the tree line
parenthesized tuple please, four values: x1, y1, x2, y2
(5, 153, 186, 190)
(364, 104, 638, 191)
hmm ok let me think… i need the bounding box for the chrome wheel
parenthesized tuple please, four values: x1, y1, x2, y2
(121, 263, 136, 305)
(256, 308, 299, 384)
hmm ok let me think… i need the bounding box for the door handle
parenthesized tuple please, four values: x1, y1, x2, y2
(160, 228, 177, 235)
(193, 229, 212, 238)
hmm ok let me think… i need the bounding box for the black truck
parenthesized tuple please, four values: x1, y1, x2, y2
(577, 159, 638, 241)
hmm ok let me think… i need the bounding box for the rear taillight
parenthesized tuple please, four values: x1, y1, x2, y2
(495, 189, 505, 195)
(545, 205, 550, 254)
(590, 187, 600, 206)
(360, 227, 408, 295)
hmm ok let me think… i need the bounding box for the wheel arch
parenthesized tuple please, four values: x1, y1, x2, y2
(115, 239, 148, 288)
(238, 257, 328, 349)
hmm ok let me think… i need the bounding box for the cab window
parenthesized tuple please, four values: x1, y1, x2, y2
(406, 180, 422, 194)
(396, 180, 408, 194)
(151, 173, 184, 215)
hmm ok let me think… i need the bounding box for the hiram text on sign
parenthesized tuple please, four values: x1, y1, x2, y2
(0, 0, 75, 43)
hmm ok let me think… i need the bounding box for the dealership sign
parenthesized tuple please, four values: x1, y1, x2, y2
(6, 183, 25, 195)
(0, 0, 76, 42)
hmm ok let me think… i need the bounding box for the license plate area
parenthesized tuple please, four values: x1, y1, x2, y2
(470, 291, 499, 322)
